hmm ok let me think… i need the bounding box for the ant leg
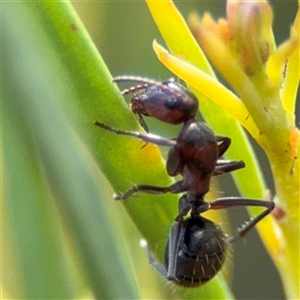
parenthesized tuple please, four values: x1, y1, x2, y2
(141, 221, 183, 282)
(113, 76, 159, 86)
(177, 194, 197, 220)
(114, 185, 171, 200)
(213, 160, 245, 176)
(94, 121, 176, 147)
(120, 84, 149, 96)
(137, 112, 149, 132)
(141, 240, 168, 278)
(215, 135, 231, 158)
(209, 197, 275, 243)
(166, 220, 183, 280)
(140, 220, 183, 282)
(114, 180, 186, 200)
(215, 135, 245, 174)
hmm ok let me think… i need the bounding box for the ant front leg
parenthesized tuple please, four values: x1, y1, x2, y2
(94, 121, 176, 147)
(208, 197, 275, 243)
(136, 112, 149, 132)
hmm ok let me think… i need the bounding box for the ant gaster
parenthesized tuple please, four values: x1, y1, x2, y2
(95, 76, 275, 287)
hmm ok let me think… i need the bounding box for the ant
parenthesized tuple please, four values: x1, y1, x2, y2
(95, 76, 275, 287)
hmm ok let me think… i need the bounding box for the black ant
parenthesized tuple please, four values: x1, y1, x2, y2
(95, 76, 275, 287)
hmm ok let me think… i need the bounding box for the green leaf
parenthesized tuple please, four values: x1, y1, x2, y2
(2, 1, 176, 298)
(145, 0, 278, 298)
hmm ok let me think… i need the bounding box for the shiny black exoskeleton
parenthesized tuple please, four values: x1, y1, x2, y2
(95, 76, 274, 287)
(165, 217, 227, 286)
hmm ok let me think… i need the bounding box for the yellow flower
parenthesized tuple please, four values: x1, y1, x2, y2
(146, 0, 299, 298)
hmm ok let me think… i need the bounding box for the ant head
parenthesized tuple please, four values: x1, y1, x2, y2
(114, 76, 199, 125)
(132, 79, 199, 125)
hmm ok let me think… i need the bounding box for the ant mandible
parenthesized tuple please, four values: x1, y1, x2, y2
(95, 76, 275, 287)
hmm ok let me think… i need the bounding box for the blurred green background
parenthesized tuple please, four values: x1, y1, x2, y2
(3, 1, 298, 299)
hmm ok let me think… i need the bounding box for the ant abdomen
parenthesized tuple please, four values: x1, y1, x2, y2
(165, 217, 227, 287)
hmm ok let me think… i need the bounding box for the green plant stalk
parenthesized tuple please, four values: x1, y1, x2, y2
(2, 1, 236, 299)
(261, 138, 300, 299)
(3, 1, 175, 298)
(146, 1, 300, 299)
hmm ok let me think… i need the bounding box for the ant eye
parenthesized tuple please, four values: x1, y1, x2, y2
(95, 75, 275, 287)
(163, 97, 180, 110)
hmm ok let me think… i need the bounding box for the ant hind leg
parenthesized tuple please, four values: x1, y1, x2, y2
(208, 197, 275, 244)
